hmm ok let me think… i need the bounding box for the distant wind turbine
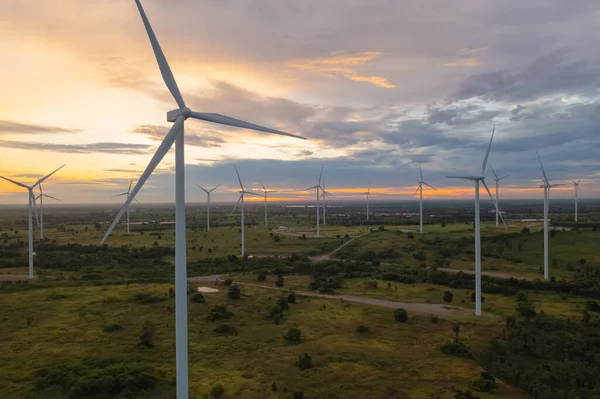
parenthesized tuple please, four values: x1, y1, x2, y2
(111, 177, 140, 234)
(304, 166, 324, 236)
(446, 126, 503, 316)
(571, 178, 581, 222)
(259, 181, 274, 228)
(100, 1, 306, 397)
(414, 162, 436, 234)
(233, 166, 261, 256)
(363, 184, 374, 221)
(489, 165, 509, 228)
(320, 172, 332, 225)
(197, 184, 220, 231)
(537, 151, 564, 280)
(0, 165, 65, 279)
(35, 178, 61, 240)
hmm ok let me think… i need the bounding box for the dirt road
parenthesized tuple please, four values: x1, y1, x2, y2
(309, 231, 370, 262)
(437, 268, 536, 281)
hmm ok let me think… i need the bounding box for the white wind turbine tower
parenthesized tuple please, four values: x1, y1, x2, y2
(111, 177, 140, 234)
(233, 166, 261, 256)
(36, 179, 61, 239)
(303, 166, 324, 236)
(537, 152, 564, 280)
(363, 184, 374, 221)
(446, 126, 503, 316)
(571, 178, 581, 222)
(197, 184, 220, 231)
(320, 172, 333, 225)
(0, 165, 65, 279)
(259, 181, 274, 228)
(414, 162, 436, 234)
(100, 1, 305, 397)
(489, 165, 509, 228)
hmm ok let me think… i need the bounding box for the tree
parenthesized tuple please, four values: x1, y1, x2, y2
(394, 308, 408, 323)
(275, 275, 284, 287)
(443, 291, 454, 303)
(277, 296, 289, 310)
(441, 222, 446, 227)
(139, 321, 155, 348)
(515, 301, 536, 317)
(209, 384, 225, 398)
(407, 232, 415, 239)
(295, 353, 312, 370)
(516, 291, 528, 302)
(579, 257, 587, 266)
(452, 323, 461, 338)
(227, 284, 241, 300)
(582, 311, 591, 323)
(222, 278, 233, 286)
(287, 292, 297, 304)
(190, 292, 205, 303)
(284, 327, 301, 344)
(257, 271, 267, 281)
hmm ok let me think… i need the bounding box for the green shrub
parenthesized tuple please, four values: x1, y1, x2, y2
(222, 278, 233, 286)
(515, 301, 536, 317)
(355, 325, 370, 333)
(190, 292, 205, 303)
(516, 291, 529, 302)
(472, 371, 498, 393)
(394, 308, 408, 323)
(212, 324, 237, 336)
(284, 327, 301, 344)
(257, 272, 267, 281)
(277, 296, 289, 310)
(439, 340, 471, 358)
(275, 275, 284, 287)
(287, 292, 297, 303)
(209, 384, 225, 398)
(139, 321, 155, 348)
(131, 292, 166, 304)
(102, 324, 123, 333)
(207, 305, 233, 321)
(47, 292, 68, 300)
(295, 353, 312, 370)
(227, 284, 241, 300)
(443, 291, 454, 303)
(364, 280, 378, 289)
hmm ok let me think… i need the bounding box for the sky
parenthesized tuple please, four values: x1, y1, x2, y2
(1, 0, 600, 204)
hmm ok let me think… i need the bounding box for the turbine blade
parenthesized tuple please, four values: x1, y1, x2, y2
(31, 191, 40, 228)
(318, 165, 323, 185)
(481, 125, 495, 175)
(489, 164, 499, 180)
(446, 175, 478, 180)
(43, 194, 61, 201)
(234, 165, 244, 190)
(101, 116, 184, 243)
(189, 112, 305, 139)
(128, 176, 134, 193)
(500, 174, 509, 180)
(196, 184, 209, 194)
(423, 182, 437, 190)
(536, 151, 549, 184)
(0, 176, 28, 189)
(134, 0, 186, 109)
(259, 180, 266, 192)
(483, 179, 507, 230)
(243, 190, 262, 197)
(134, 198, 141, 204)
(413, 185, 420, 196)
(230, 194, 242, 215)
(38, 176, 43, 194)
(419, 162, 423, 182)
(302, 185, 318, 191)
(33, 164, 66, 188)
(112, 193, 128, 197)
(368, 183, 371, 194)
(210, 184, 221, 192)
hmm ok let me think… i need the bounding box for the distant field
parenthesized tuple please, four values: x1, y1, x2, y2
(0, 283, 525, 399)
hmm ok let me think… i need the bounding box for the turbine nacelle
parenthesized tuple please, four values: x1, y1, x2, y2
(167, 107, 191, 122)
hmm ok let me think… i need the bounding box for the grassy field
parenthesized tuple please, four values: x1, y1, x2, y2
(234, 274, 595, 320)
(0, 282, 526, 399)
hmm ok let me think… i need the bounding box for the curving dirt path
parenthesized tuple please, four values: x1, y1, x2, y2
(309, 231, 370, 262)
(437, 267, 535, 281)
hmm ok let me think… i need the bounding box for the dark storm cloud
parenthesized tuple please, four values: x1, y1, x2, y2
(0, 140, 150, 155)
(0, 120, 81, 135)
(427, 105, 502, 126)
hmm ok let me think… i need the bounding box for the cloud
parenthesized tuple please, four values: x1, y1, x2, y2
(0, 140, 151, 155)
(0, 120, 81, 135)
(455, 51, 600, 102)
(129, 125, 226, 148)
(289, 52, 395, 88)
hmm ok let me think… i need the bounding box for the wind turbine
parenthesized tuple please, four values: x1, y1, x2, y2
(36, 179, 61, 239)
(233, 166, 261, 256)
(303, 166, 324, 236)
(537, 152, 564, 280)
(100, 2, 305, 397)
(489, 165, 509, 228)
(197, 184, 220, 231)
(0, 165, 65, 279)
(414, 162, 436, 234)
(111, 177, 140, 234)
(259, 181, 274, 228)
(571, 179, 581, 222)
(446, 126, 503, 316)
(363, 184, 374, 221)
(320, 172, 332, 225)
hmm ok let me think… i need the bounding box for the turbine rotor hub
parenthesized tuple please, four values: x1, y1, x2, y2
(179, 107, 191, 119)
(167, 107, 191, 122)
